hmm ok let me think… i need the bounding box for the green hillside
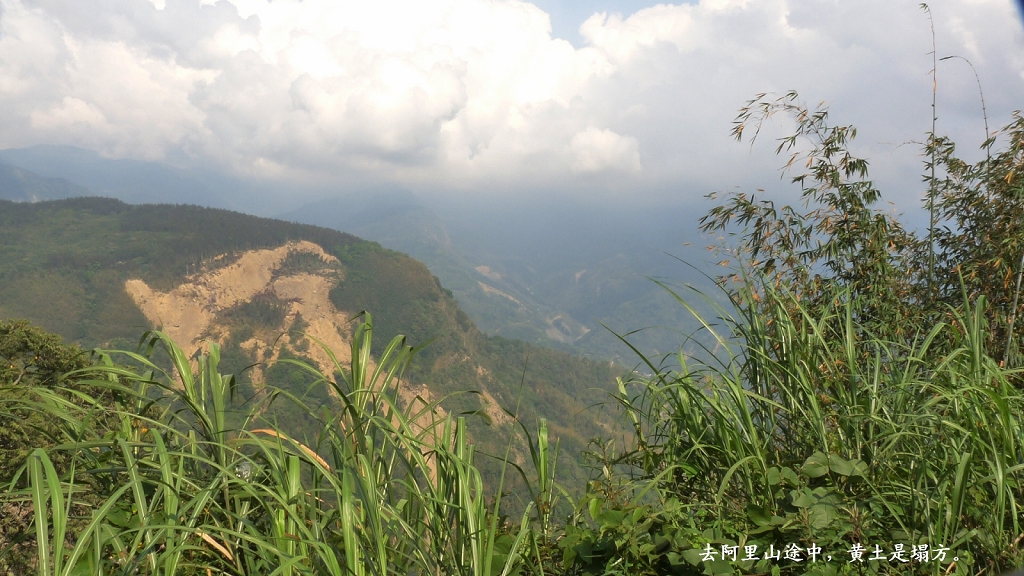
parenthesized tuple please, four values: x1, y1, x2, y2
(0, 197, 625, 490)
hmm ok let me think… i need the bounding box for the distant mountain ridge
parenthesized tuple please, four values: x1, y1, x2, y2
(0, 163, 92, 202)
(0, 147, 718, 363)
(0, 145, 220, 206)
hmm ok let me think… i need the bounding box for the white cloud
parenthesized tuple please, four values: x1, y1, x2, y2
(570, 127, 641, 173)
(30, 96, 106, 129)
(0, 0, 1020, 199)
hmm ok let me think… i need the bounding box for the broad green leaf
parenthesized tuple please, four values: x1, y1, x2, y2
(780, 467, 800, 485)
(746, 504, 771, 527)
(680, 548, 704, 566)
(826, 454, 854, 476)
(801, 452, 830, 478)
(791, 488, 817, 508)
(808, 503, 838, 529)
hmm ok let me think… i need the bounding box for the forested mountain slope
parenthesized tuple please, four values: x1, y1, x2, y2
(0, 198, 625, 488)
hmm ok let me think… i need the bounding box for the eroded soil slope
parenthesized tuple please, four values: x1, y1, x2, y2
(125, 241, 353, 379)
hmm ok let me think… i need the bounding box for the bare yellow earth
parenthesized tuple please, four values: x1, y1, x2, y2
(476, 281, 523, 307)
(123, 241, 510, 467)
(124, 240, 339, 357)
(124, 241, 385, 413)
(271, 273, 353, 376)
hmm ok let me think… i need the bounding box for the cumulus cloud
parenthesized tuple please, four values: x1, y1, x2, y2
(570, 127, 641, 173)
(0, 0, 1020, 199)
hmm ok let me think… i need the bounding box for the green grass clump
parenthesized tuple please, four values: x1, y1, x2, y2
(559, 279, 1024, 575)
(6, 281, 1023, 575)
(0, 314, 556, 576)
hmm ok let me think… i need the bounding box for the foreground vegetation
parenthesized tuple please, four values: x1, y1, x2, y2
(3, 94, 1024, 575)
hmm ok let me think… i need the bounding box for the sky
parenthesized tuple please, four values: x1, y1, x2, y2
(0, 0, 1021, 209)
(530, 0, 696, 45)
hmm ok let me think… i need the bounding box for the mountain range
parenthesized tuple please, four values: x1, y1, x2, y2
(0, 145, 720, 363)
